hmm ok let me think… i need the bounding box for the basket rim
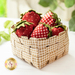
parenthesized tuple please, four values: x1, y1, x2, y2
(11, 27, 68, 41)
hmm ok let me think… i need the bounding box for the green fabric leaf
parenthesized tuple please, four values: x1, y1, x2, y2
(4, 20, 14, 29)
(69, 16, 75, 31)
(49, 0, 58, 11)
(38, 0, 53, 7)
(72, 10, 75, 17)
(16, 23, 25, 29)
(64, 0, 74, 8)
(0, 31, 10, 41)
(0, 20, 14, 44)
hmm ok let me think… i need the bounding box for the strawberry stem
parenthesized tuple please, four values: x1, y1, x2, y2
(12, 20, 33, 33)
(20, 9, 42, 19)
(51, 24, 66, 30)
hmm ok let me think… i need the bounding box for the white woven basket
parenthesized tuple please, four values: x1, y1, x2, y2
(11, 28, 69, 69)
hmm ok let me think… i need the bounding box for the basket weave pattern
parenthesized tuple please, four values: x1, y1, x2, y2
(11, 28, 69, 69)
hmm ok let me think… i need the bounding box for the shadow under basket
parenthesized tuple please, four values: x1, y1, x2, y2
(11, 28, 69, 69)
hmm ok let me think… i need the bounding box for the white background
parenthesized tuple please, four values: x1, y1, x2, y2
(0, 18, 75, 75)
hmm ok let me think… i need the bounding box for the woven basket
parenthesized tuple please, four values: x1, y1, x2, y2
(11, 27, 69, 69)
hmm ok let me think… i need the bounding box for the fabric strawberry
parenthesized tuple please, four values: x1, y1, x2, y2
(31, 23, 51, 38)
(20, 10, 41, 28)
(40, 10, 61, 27)
(12, 20, 33, 38)
(51, 25, 66, 36)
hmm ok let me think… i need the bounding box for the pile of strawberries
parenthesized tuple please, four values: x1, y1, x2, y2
(12, 10, 66, 39)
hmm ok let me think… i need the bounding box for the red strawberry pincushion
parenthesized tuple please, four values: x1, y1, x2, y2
(12, 20, 34, 38)
(40, 10, 61, 27)
(21, 10, 41, 28)
(31, 23, 51, 38)
(12, 10, 66, 39)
